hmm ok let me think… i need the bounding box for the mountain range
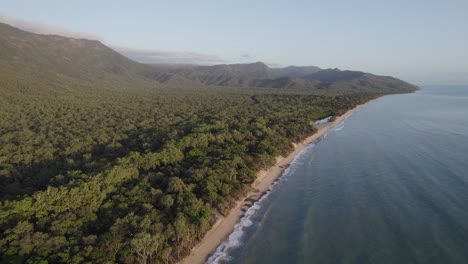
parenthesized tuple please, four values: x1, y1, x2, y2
(0, 22, 417, 93)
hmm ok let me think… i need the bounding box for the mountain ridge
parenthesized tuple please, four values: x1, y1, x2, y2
(0, 22, 418, 93)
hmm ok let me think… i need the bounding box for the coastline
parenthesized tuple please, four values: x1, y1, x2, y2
(180, 98, 381, 264)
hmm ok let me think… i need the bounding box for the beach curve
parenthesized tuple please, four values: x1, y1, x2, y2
(180, 98, 381, 264)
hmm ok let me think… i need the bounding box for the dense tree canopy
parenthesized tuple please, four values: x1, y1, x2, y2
(0, 78, 390, 263)
(0, 22, 417, 264)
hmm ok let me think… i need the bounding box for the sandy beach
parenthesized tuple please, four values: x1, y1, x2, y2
(180, 98, 379, 264)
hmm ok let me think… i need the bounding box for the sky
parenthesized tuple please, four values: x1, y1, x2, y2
(1, 0, 467, 85)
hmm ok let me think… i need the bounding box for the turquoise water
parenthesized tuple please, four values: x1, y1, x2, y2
(208, 86, 468, 264)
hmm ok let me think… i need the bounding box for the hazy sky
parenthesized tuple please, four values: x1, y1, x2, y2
(1, 0, 467, 85)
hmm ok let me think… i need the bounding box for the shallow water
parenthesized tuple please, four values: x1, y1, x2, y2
(208, 86, 468, 264)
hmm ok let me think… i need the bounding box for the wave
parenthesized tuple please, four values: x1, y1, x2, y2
(333, 125, 345, 132)
(314, 116, 332, 125)
(206, 143, 317, 264)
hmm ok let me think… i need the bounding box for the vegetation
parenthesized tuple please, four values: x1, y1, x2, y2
(0, 22, 417, 263)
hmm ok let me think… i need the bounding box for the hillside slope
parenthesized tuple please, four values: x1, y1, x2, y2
(0, 22, 152, 78)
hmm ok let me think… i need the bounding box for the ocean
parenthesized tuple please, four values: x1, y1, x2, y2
(207, 86, 468, 264)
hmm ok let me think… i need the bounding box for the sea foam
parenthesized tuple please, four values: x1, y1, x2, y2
(206, 111, 356, 263)
(206, 143, 317, 264)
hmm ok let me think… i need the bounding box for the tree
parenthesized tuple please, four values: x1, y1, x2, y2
(173, 214, 190, 259)
(130, 232, 161, 264)
(100, 229, 125, 261)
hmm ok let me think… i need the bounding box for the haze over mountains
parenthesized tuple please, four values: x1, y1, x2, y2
(0, 22, 417, 93)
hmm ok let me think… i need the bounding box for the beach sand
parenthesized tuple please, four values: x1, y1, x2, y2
(180, 99, 378, 264)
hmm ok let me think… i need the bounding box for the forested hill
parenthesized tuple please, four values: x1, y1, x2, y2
(148, 62, 417, 92)
(0, 22, 152, 79)
(0, 22, 418, 264)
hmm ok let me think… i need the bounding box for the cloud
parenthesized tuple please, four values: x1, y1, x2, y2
(0, 13, 225, 65)
(113, 46, 225, 65)
(0, 13, 104, 41)
(264, 62, 285, 68)
(241, 53, 251, 58)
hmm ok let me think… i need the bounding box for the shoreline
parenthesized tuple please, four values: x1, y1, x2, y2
(180, 97, 381, 264)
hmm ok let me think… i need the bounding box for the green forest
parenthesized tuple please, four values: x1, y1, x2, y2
(0, 22, 417, 264)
